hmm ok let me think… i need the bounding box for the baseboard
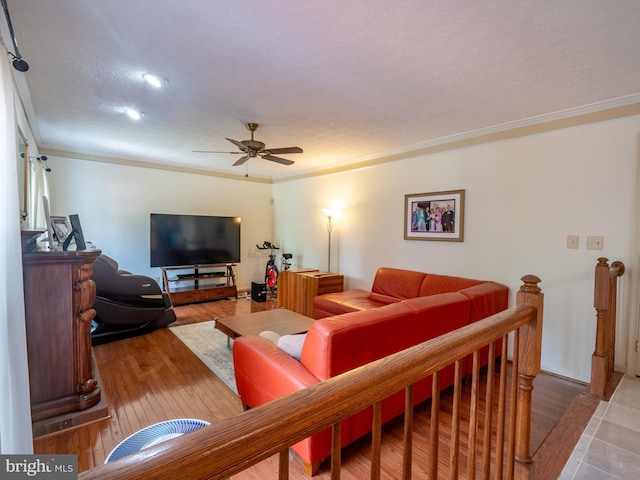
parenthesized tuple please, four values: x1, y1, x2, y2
(539, 368, 589, 387)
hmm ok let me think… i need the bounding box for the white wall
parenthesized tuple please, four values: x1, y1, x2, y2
(46, 157, 275, 290)
(273, 117, 640, 383)
(45, 117, 640, 383)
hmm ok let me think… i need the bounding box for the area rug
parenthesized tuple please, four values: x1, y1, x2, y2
(170, 320, 237, 394)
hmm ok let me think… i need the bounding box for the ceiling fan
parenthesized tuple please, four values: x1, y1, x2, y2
(194, 123, 303, 166)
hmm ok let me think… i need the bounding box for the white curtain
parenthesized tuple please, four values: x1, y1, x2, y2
(26, 154, 50, 230)
(0, 45, 34, 452)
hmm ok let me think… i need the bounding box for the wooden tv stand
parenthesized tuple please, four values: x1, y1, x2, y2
(161, 264, 237, 306)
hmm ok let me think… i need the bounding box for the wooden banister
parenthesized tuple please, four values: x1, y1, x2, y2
(79, 275, 543, 480)
(591, 258, 625, 397)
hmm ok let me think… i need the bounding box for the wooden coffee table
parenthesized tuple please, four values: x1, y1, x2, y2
(215, 308, 315, 346)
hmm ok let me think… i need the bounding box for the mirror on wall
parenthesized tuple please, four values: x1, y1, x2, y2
(17, 129, 28, 223)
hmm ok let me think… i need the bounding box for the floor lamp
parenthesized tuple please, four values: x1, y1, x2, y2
(326, 213, 333, 272)
(323, 209, 335, 272)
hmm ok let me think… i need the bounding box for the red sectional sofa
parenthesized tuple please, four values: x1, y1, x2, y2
(232, 268, 509, 474)
(313, 267, 502, 318)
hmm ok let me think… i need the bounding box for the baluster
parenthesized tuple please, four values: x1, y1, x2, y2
(494, 337, 508, 480)
(429, 372, 440, 479)
(331, 422, 341, 480)
(371, 401, 382, 480)
(450, 360, 462, 479)
(403, 385, 414, 479)
(482, 342, 495, 479)
(278, 449, 289, 480)
(467, 351, 480, 480)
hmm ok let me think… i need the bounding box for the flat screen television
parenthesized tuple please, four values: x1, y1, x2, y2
(150, 213, 241, 267)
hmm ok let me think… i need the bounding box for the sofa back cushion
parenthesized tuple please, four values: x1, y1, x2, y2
(418, 273, 484, 297)
(458, 282, 509, 322)
(401, 292, 471, 338)
(301, 293, 470, 381)
(369, 267, 427, 301)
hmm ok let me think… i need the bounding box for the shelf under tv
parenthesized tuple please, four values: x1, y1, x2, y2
(161, 264, 237, 306)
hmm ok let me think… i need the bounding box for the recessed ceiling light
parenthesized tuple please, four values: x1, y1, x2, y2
(142, 73, 166, 88)
(125, 108, 144, 120)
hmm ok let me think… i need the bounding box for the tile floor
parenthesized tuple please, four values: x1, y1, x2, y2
(559, 374, 640, 479)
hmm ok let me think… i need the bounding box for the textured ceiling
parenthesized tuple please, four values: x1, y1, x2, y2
(3, 0, 640, 179)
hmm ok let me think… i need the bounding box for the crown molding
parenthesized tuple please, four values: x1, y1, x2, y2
(36, 96, 640, 186)
(41, 149, 273, 184)
(275, 96, 640, 184)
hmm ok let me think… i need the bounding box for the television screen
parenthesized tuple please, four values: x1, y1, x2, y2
(150, 214, 241, 267)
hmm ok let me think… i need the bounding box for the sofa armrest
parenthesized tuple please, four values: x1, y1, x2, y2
(232, 335, 320, 408)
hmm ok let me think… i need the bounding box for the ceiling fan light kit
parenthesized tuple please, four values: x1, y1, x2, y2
(125, 108, 144, 120)
(142, 73, 166, 88)
(196, 122, 303, 168)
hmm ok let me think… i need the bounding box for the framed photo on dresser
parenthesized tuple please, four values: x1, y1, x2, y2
(51, 216, 71, 243)
(68, 214, 87, 250)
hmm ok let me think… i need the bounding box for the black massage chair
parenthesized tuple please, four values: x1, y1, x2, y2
(90, 254, 176, 345)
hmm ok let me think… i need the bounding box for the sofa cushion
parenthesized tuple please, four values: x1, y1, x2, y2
(313, 289, 385, 318)
(418, 273, 484, 297)
(367, 292, 403, 305)
(370, 267, 427, 299)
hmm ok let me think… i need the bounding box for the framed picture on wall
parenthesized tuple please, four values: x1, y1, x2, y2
(404, 189, 465, 241)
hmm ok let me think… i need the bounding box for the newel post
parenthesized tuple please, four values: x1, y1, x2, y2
(514, 275, 543, 475)
(590, 258, 625, 397)
(590, 258, 610, 397)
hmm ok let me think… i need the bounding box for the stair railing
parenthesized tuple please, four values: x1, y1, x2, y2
(79, 275, 543, 480)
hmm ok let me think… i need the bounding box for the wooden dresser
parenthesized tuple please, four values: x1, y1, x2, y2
(277, 269, 344, 317)
(22, 248, 102, 422)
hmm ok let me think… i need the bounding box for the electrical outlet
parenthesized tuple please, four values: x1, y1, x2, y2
(566, 235, 579, 249)
(587, 236, 604, 250)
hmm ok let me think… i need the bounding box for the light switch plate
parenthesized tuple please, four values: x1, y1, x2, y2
(567, 235, 579, 249)
(587, 236, 604, 250)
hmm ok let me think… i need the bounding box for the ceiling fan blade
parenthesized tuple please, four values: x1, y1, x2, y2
(193, 150, 243, 154)
(263, 146, 303, 155)
(233, 155, 250, 166)
(226, 138, 249, 151)
(262, 154, 295, 166)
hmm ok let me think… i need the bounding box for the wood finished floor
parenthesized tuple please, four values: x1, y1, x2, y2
(33, 296, 590, 478)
